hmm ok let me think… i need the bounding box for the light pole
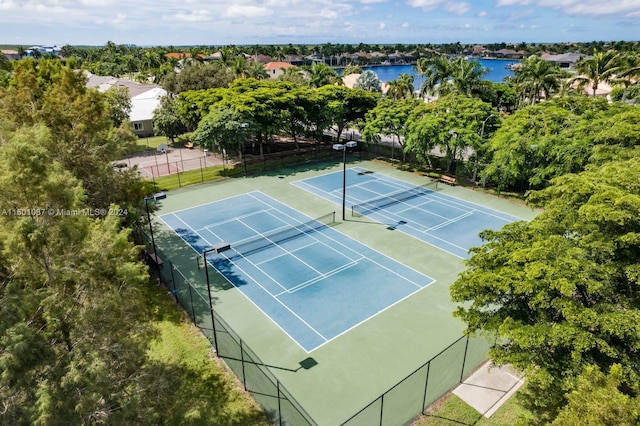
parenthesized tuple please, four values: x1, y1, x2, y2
(202, 247, 219, 354)
(240, 122, 249, 174)
(333, 141, 357, 220)
(144, 195, 160, 276)
(474, 114, 495, 185)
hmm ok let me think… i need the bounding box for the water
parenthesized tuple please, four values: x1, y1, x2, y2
(356, 58, 518, 84)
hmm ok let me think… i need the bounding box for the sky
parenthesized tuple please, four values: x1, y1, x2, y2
(0, 0, 639, 47)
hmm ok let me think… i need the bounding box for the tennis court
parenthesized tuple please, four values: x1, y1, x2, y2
(292, 167, 520, 259)
(159, 191, 434, 352)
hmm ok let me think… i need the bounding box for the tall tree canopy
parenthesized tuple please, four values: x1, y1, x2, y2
(451, 157, 640, 422)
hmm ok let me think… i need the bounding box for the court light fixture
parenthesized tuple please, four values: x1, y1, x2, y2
(333, 141, 357, 221)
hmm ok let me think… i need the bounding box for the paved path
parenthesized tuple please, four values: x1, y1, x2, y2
(452, 361, 524, 417)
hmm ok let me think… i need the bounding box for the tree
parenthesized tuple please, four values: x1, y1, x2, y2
(353, 70, 382, 93)
(0, 51, 10, 72)
(0, 127, 154, 424)
(513, 55, 567, 105)
(192, 104, 250, 157)
(277, 66, 306, 85)
(342, 64, 363, 76)
(405, 94, 494, 172)
(570, 50, 622, 96)
(362, 98, 419, 161)
(103, 85, 132, 127)
(552, 365, 640, 426)
(162, 61, 233, 93)
(451, 157, 640, 422)
(307, 62, 339, 88)
(386, 74, 414, 100)
(153, 95, 187, 143)
(416, 55, 451, 98)
(316, 85, 379, 140)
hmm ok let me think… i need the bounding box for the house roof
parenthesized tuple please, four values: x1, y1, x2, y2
(165, 52, 205, 60)
(540, 52, 588, 64)
(264, 61, 295, 70)
(84, 71, 161, 98)
(129, 87, 167, 122)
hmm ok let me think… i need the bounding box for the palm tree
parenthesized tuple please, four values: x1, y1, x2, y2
(513, 55, 566, 105)
(386, 74, 414, 100)
(445, 57, 488, 97)
(616, 52, 640, 102)
(245, 62, 268, 80)
(308, 62, 339, 88)
(415, 55, 451, 98)
(570, 50, 622, 97)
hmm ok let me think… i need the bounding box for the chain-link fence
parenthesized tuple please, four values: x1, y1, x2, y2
(140, 213, 491, 426)
(141, 231, 316, 426)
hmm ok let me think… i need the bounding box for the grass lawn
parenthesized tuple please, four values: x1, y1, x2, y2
(144, 281, 269, 426)
(130, 135, 171, 153)
(414, 389, 533, 426)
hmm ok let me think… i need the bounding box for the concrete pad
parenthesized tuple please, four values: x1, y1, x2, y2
(452, 361, 524, 417)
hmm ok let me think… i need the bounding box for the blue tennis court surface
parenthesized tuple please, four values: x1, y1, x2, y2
(159, 191, 434, 352)
(292, 168, 521, 258)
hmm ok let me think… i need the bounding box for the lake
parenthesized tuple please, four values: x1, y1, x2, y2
(355, 58, 519, 84)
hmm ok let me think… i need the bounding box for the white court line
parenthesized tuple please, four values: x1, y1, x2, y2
(161, 190, 269, 216)
(256, 195, 429, 290)
(428, 211, 475, 232)
(156, 212, 327, 352)
(274, 259, 362, 296)
(198, 208, 279, 233)
(218, 248, 330, 343)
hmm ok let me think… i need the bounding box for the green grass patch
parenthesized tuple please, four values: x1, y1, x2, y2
(145, 282, 269, 426)
(151, 165, 242, 191)
(414, 389, 532, 426)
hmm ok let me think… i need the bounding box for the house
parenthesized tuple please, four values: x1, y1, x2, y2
(540, 52, 589, 69)
(1, 49, 20, 60)
(493, 49, 528, 59)
(84, 71, 165, 137)
(129, 87, 167, 137)
(263, 61, 295, 79)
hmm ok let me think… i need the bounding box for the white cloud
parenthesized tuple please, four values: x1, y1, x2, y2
(401, 21, 410, 27)
(478, 10, 487, 17)
(223, 5, 272, 18)
(497, 0, 640, 18)
(445, 1, 470, 14)
(406, 0, 444, 11)
(320, 9, 338, 19)
(379, 22, 386, 29)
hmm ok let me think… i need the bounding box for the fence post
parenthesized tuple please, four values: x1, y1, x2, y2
(460, 335, 470, 382)
(277, 380, 283, 426)
(240, 339, 247, 391)
(379, 394, 384, 426)
(199, 157, 204, 183)
(421, 361, 431, 414)
(169, 262, 177, 301)
(186, 281, 197, 325)
(177, 162, 181, 188)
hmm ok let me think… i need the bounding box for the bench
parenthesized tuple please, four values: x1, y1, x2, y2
(439, 175, 457, 186)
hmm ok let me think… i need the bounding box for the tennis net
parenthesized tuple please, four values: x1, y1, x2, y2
(351, 181, 439, 217)
(229, 212, 336, 258)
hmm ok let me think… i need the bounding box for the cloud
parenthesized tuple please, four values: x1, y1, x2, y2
(401, 21, 410, 28)
(445, 1, 470, 14)
(223, 5, 272, 18)
(497, 0, 640, 18)
(379, 22, 386, 29)
(478, 10, 487, 17)
(406, 0, 444, 11)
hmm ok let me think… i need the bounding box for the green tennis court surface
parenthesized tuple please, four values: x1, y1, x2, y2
(150, 160, 537, 425)
(159, 191, 434, 351)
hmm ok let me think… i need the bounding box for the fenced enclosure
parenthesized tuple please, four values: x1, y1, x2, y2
(141, 224, 493, 426)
